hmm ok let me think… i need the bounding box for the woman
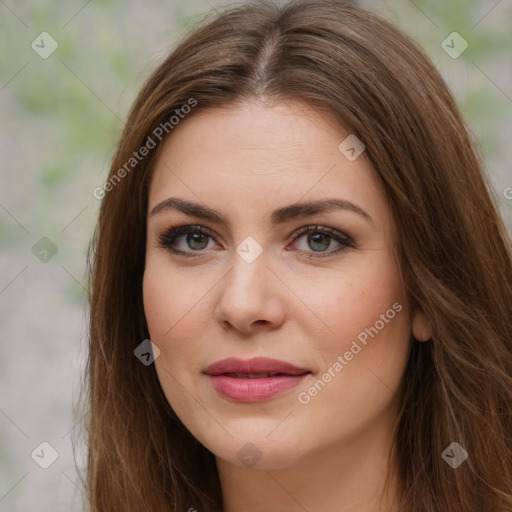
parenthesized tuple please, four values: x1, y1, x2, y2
(83, 0, 512, 510)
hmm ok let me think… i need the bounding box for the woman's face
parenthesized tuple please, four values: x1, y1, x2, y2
(143, 99, 423, 471)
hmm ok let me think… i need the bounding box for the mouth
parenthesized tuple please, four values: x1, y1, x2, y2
(203, 357, 312, 402)
(219, 372, 305, 378)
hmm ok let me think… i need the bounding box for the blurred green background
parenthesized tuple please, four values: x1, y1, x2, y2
(0, 0, 511, 510)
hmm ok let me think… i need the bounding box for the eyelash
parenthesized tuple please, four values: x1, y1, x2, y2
(157, 224, 354, 260)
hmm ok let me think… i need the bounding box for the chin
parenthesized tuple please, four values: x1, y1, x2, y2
(212, 438, 306, 471)
(192, 419, 310, 471)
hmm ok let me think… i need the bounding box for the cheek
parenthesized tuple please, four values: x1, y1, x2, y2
(302, 254, 407, 350)
(297, 311, 410, 434)
(295, 260, 411, 422)
(142, 259, 213, 383)
(298, 253, 410, 397)
(143, 257, 209, 340)
(142, 260, 210, 418)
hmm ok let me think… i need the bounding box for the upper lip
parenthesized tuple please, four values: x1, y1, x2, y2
(204, 357, 311, 376)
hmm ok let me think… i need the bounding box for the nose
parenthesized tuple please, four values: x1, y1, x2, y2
(214, 248, 286, 334)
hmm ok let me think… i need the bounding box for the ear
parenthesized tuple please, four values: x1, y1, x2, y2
(412, 309, 432, 342)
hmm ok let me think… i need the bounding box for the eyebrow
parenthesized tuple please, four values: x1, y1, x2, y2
(149, 197, 373, 226)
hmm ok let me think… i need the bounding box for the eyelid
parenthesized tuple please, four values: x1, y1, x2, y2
(292, 225, 353, 245)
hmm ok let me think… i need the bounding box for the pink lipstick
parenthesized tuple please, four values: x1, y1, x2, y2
(204, 357, 311, 402)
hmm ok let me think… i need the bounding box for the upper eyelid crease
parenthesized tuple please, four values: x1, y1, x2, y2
(149, 197, 373, 227)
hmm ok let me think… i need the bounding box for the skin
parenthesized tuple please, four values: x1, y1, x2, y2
(143, 99, 431, 512)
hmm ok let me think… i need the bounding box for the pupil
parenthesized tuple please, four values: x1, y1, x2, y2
(309, 233, 330, 252)
(188, 233, 208, 250)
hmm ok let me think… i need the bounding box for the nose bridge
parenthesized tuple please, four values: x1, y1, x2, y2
(215, 239, 285, 331)
(226, 239, 269, 297)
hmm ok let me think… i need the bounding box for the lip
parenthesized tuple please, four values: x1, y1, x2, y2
(204, 357, 310, 376)
(204, 357, 311, 402)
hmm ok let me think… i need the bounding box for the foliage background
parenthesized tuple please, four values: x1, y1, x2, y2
(0, 0, 510, 510)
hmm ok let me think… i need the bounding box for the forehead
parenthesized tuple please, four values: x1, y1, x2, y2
(147, 100, 387, 228)
(153, 100, 350, 178)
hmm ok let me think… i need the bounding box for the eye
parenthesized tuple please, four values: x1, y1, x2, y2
(157, 224, 354, 259)
(289, 225, 354, 259)
(157, 225, 217, 257)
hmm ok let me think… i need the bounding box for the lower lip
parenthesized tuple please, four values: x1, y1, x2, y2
(207, 374, 310, 402)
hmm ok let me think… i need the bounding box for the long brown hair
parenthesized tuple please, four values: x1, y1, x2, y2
(80, 0, 512, 510)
